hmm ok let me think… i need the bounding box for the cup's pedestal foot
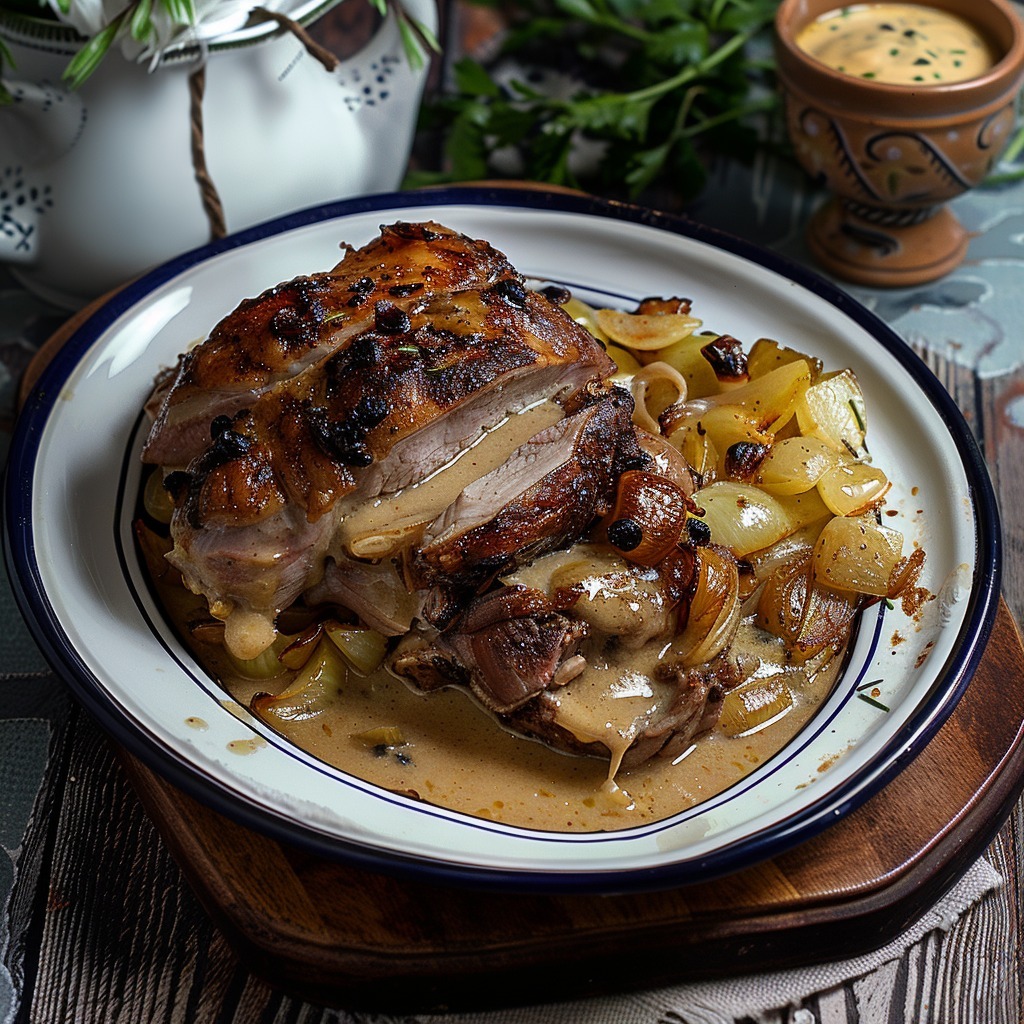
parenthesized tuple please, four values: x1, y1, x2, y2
(806, 200, 970, 288)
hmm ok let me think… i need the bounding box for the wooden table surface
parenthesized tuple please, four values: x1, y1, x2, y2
(3, 4, 1024, 1022)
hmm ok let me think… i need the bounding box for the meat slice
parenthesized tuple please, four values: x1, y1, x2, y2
(143, 221, 618, 658)
(303, 553, 422, 637)
(390, 585, 589, 714)
(414, 387, 646, 589)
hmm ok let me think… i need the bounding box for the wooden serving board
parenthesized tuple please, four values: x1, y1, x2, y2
(116, 600, 1024, 1013)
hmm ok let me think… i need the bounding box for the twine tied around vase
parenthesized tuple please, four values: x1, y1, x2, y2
(187, 7, 340, 241)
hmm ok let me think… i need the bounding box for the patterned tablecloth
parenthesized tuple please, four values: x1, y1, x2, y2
(2, 136, 1024, 1020)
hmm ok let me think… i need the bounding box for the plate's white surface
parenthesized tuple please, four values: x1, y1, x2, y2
(6, 189, 999, 889)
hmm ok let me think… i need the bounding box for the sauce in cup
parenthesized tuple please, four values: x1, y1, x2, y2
(795, 3, 998, 84)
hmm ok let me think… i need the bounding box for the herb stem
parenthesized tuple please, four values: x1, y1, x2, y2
(608, 26, 758, 108)
(679, 96, 777, 139)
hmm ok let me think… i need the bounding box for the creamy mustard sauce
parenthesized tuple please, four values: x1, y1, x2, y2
(217, 625, 839, 833)
(796, 3, 998, 84)
(155, 563, 840, 832)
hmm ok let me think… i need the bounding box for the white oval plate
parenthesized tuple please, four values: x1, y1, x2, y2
(4, 187, 1000, 891)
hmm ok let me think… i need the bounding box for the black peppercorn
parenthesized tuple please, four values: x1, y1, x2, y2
(607, 518, 643, 552)
(686, 517, 712, 546)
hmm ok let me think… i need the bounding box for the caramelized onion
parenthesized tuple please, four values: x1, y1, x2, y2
(628, 361, 689, 435)
(143, 470, 175, 524)
(595, 308, 703, 350)
(756, 552, 859, 662)
(676, 547, 741, 667)
(816, 462, 891, 516)
(695, 481, 828, 557)
(756, 437, 841, 495)
(719, 674, 796, 736)
(709, 359, 812, 433)
(251, 638, 347, 722)
(795, 368, 867, 454)
(700, 334, 749, 384)
(812, 516, 903, 596)
(278, 623, 324, 670)
(601, 471, 692, 566)
(747, 337, 823, 381)
(326, 623, 388, 674)
(651, 333, 724, 397)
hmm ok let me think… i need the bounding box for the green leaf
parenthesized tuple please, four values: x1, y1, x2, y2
(623, 141, 670, 195)
(646, 22, 708, 66)
(62, 16, 122, 89)
(485, 105, 538, 147)
(527, 125, 576, 185)
(397, 16, 425, 71)
(419, 0, 779, 200)
(552, 0, 600, 19)
(568, 93, 655, 139)
(410, 15, 441, 54)
(453, 58, 502, 98)
(158, 0, 194, 27)
(130, 0, 154, 43)
(445, 107, 494, 180)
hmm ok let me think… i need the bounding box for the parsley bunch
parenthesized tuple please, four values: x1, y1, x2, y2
(413, 0, 780, 201)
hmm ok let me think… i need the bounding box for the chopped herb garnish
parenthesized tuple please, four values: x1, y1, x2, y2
(857, 679, 884, 692)
(858, 693, 890, 712)
(849, 397, 867, 434)
(861, 71, 876, 79)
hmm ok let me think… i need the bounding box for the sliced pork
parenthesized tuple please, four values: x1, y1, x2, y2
(414, 386, 645, 590)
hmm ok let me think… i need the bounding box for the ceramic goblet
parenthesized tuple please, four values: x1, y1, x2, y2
(774, 0, 1024, 286)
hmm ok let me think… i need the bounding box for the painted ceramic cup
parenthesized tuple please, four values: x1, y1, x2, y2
(775, 0, 1024, 286)
(0, 0, 435, 308)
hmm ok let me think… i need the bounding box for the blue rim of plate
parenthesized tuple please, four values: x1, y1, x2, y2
(2, 185, 1003, 892)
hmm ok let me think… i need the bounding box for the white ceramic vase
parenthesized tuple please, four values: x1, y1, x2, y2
(0, 0, 435, 307)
